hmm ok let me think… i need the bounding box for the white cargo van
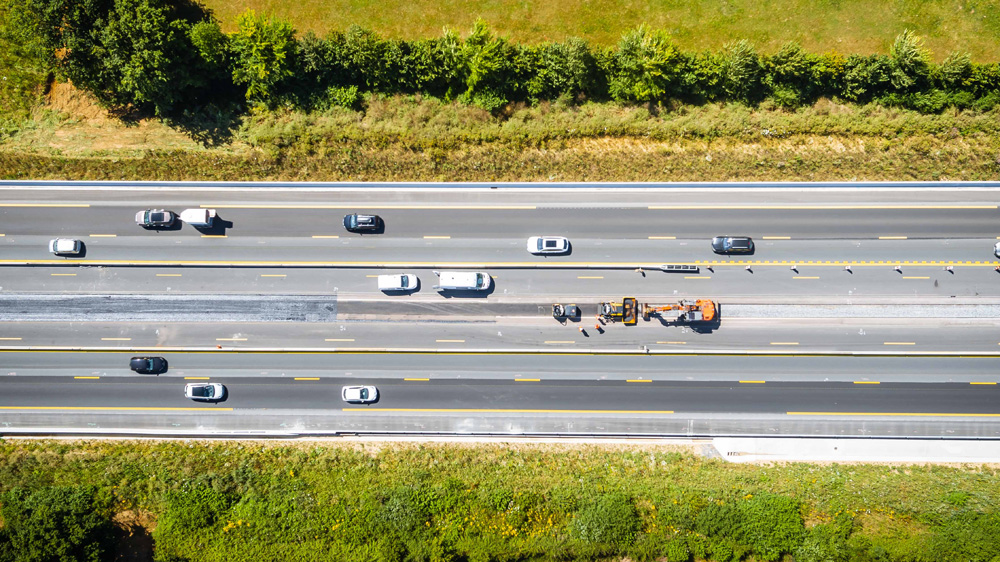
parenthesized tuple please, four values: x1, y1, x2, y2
(432, 270, 492, 291)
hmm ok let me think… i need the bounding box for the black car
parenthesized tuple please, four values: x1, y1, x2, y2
(130, 356, 168, 374)
(343, 213, 381, 232)
(711, 236, 754, 254)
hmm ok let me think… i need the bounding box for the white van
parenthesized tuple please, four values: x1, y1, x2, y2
(432, 270, 492, 291)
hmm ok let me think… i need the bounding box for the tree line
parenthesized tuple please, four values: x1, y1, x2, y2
(8, 0, 1000, 119)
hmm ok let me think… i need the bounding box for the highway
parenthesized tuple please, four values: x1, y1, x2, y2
(2, 182, 1000, 440)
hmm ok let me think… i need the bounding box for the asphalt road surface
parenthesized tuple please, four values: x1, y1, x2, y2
(3, 182, 1000, 439)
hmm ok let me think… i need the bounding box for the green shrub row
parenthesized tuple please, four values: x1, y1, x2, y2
(2, 442, 1000, 561)
(7, 0, 1000, 122)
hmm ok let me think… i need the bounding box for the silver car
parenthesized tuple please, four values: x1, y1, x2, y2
(342, 385, 378, 403)
(48, 238, 82, 255)
(135, 209, 175, 227)
(527, 236, 570, 255)
(184, 382, 225, 401)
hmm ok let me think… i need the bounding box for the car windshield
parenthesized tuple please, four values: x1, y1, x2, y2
(399, 275, 408, 285)
(476, 274, 486, 288)
(142, 359, 152, 369)
(359, 388, 369, 399)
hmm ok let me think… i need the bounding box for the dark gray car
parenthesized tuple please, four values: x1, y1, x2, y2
(130, 356, 167, 374)
(711, 236, 754, 254)
(343, 213, 381, 232)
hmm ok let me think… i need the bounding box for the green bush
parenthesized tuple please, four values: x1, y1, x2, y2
(572, 492, 640, 549)
(229, 9, 297, 104)
(928, 511, 1000, 562)
(0, 485, 114, 562)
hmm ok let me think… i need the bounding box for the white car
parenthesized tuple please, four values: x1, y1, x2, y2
(184, 382, 225, 401)
(377, 274, 418, 291)
(527, 236, 570, 255)
(48, 238, 82, 255)
(995, 241, 1000, 258)
(342, 385, 378, 403)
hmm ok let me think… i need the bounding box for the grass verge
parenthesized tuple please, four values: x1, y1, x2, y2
(2, 94, 999, 181)
(204, 0, 1000, 60)
(0, 440, 997, 561)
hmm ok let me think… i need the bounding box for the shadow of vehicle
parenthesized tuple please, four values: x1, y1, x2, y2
(192, 217, 233, 236)
(436, 284, 497, 299)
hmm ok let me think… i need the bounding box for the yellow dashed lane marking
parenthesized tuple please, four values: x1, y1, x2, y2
(260, 274, 286, 277)
(294, 377, 320, 381)
(627, 379, 652, 383)
(514, 379, 541, 382)
(684, 276, 711, 279)
(970, 382, 997, 385)
(311, 235, 340, 239)
(648, 236, 676, 240)
(0, 337, 22, 341)
(184, 377, 210, 380)
(853, 381, 881, 384)
(884, 342, 916, 346)
(156, 273, 181, 277)
(404, 378, 430, 381)
(762, 236, 790, 240)
(740, 380, 766, 384)
(201, 235, 227, 238)
(50, 273, 76, 276)
(74, 376, 99, 379)
(878, 236, 908, 240)
(902, 276, 930, 279)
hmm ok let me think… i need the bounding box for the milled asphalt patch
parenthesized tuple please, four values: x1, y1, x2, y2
(0, 294, 338, 322)
(3, 294, 999, 322)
